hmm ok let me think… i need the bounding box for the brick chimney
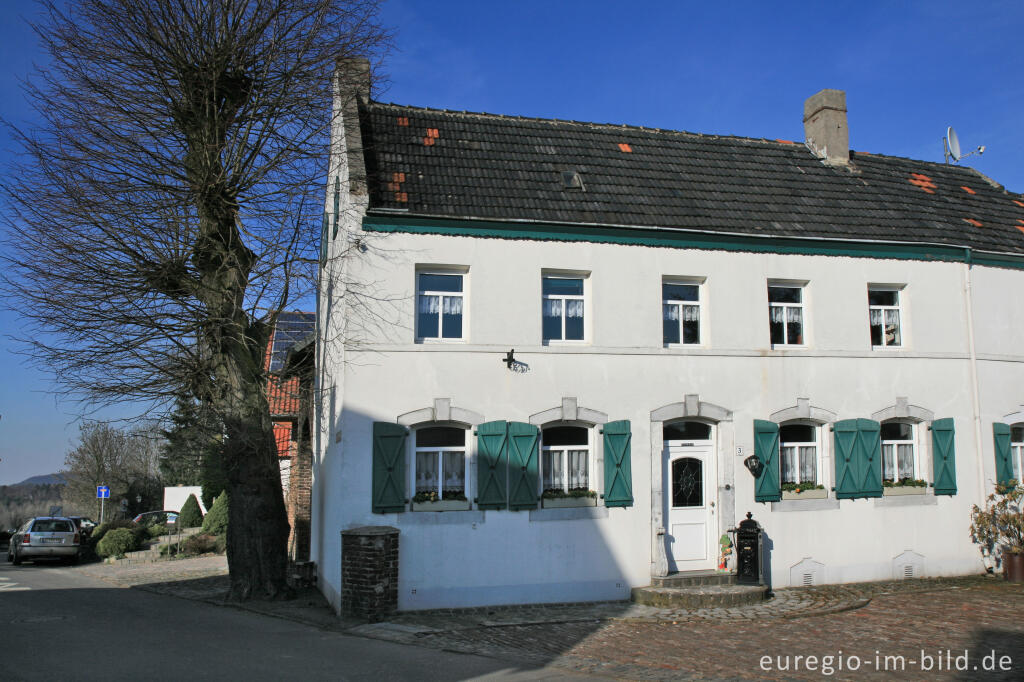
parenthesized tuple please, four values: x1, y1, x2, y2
(803, 89, 849, 166)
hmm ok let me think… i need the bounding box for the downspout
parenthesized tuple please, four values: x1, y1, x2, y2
(962, 249, 986, 503)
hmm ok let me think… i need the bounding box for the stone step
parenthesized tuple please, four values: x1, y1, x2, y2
(631, 583, 769, 609)
(651, 570, 738, 588)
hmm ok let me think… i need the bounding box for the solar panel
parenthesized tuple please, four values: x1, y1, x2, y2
(268, 312, 315, 372)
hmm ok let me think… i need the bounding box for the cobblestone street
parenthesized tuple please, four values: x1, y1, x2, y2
(75, 557, 1024, 680)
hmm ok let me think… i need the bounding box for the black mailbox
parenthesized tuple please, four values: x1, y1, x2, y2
(729, 511, 764, 585)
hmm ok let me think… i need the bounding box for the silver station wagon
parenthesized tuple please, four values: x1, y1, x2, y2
(7, 517, 81, 565)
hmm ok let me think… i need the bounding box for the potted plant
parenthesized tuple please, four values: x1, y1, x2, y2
(411, 491, 471, 512)
(882, 478, 928, 496)
(541, 489, 597, 508)
(781, 482, 827, 500)
(970, 481, 1024, 582)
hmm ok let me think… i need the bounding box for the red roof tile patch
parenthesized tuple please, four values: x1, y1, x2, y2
(423, 137, 435, 146)
(910, 172, 932, 180)
(775, 139, 795, 145)
(393, 172, 405, 183)
(963, 218, 983, 227)
(908, 173, 937, 194)
(397, 116, 409, 127)
(1017, 219, 1024, 228)
(1014, 200, 1024, 208)
(395, 191, 408, 203)
(386, 182, 399, 191)
(618, 143, 632, 153)
(427, 128, 439, 138)
(961, 186, 976, 195)
(1016, 223, 1024, 235)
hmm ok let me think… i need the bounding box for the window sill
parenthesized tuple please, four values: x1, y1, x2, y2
(411, 500, 471, 512)
(782, 489, 827, 500)
(770, 497, 840, 512)
(541, 496, 597, 509)
(400, 510, 485, 525)
(882, 486, 928, 496)
(415, 338, 466, 344)
(529, 506, 608, 522)
(874, 493, 937, 508)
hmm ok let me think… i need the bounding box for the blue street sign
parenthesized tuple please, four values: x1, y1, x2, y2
(97, 486, 110, 499)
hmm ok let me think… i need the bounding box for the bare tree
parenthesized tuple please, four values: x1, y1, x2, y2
(1, 0, 390, 599)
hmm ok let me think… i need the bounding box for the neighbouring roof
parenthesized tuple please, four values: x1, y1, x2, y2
(359, 102, 1024, 256)
(267, 312, 315, 373)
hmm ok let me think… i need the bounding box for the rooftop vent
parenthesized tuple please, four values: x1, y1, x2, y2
(561, 170, 585, 191)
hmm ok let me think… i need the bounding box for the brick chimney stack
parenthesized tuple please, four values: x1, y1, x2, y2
(803, 89, 849, 166)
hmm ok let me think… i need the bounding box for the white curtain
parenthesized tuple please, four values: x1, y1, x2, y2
(543, 299, 562, 318)
(565, 299, 584, 319)
(543, 450, 564, 490)
(897, 444, 914, 479)
(568, 450, 588, 490)
(416, 452, 438, 493)
(870, 309, 883, 326)
(799, 446, 816, 484)
(442, 296, 462, 315)
(682, 304, 699, 322)
(787, 307, 802, 324)
(885, 309, 901, 344)
(419, 295, 439, 314)
(882, 444, 895, 480)
(442, 451, 464, 493)
(770, 306, 784, 324)
(663, 303, 679, 321)
(780, 446, 795, 483)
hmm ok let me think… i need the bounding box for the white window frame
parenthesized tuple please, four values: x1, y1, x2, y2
(1011, 424, 1024, 483)
(412, 425, 469, 503)
(415, 268, 467, 343)
(541, 272, 589, 344)
(768, 282, 807, 348)
(779, 421, 821, 486)
(881, 420, 920, 482)
(662, 277, 706, 347)
(868, 285, 904, 349)
(540, 425, 593, 493)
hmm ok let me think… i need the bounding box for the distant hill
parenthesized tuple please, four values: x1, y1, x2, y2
(17, 473, 67, 486)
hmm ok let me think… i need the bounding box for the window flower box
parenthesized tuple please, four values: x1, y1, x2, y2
(883, 485, 927, 496)
(782, 488, 828, 500)
(412, 499, 471, 512)
(542, 495, 597, 509)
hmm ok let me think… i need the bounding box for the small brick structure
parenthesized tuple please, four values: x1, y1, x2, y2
(341, 526, 399, 621)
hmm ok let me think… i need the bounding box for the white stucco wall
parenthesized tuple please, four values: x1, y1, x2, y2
(311, 224, 1020, 612)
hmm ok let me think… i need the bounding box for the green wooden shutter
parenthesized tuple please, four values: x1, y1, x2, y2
(931, 418, 957, 495)
(753, 420, 781, 502)
(371, 422, 407, 513)
(507, 422, 540, 510)
(602, 420, 634, 508)
(476, 420, 508, 510)
(833, 419, 860, 499)
(856, 419, 883, 498)
(993, 422, 1014, 486)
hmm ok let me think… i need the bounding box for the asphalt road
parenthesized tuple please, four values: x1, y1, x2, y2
(0, 558, 580, 681)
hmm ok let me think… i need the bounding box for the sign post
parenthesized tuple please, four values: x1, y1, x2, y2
(97, 485, 110, 522)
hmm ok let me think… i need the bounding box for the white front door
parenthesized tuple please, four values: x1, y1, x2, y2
(665, 442, 717, 572)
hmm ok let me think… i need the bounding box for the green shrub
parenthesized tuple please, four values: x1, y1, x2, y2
(96, 528, 139, 558)
(91, 519, 137, 545)
(177, 494, 203, 528)
(182, 533, 219, 555)
(146, 524, 167, 539)
(201, 490, 229, 536)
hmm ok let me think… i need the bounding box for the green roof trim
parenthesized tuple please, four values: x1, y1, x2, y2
(362, 214, 1024, 269)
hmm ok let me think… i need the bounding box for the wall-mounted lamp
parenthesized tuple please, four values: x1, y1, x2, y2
(743, 454, 763, 478)
(502, 349, 516, 369)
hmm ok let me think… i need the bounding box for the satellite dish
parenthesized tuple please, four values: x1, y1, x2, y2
(946, 126, 961, 161)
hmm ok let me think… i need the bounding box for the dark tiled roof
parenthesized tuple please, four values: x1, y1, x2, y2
(359, 102, 1024, 255)
(268, 312, 315, 373)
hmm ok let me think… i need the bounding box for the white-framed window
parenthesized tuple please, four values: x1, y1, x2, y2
(780, 422, 819, 485)
(541, 425, 591, 492)
(868, 286, 902, 348)
(768, 284, 805, 346)
(663, 279, 704, 345)
(881, 420, 918, 482)
(413, 426, 467, 501)
(416, 271, 465, 341)
(1011, 424, 1024, 482)
(542, 274, 586, 342)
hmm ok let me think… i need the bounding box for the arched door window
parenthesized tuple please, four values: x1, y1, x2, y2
(671, 457, 703, 507)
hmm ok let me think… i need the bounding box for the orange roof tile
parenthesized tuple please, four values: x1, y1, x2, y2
(618, 143, 632, 153)
(964, 218, 983, 227)
(775, 139, 795, 145)
(397, 116, 409, 126)
(1014, 200, 1024, 208)
(961, 186, 976, 195)
(393, 172, 405, 183)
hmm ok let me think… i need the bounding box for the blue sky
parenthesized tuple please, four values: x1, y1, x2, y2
(1, 0, 1022, 484)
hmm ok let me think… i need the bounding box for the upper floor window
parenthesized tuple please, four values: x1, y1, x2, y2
(881, 421, 917, 482)
(868, 287, 902, 348)
(417, 272, 464, 341)
(780, 423, 818, 485)
(1012, 425, 1024, 482)
(541, 425, 590, 493)
(663, 280, 703, 345)
(414, 426, 467, 501)
(542, 275, 585, 342)
(768, 284, 805, 346)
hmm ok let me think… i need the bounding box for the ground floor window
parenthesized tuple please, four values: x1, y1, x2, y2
(541, 425, 589, 493)
(1012, 425, 1024, 482)
(881, 421, 917, 482)
(414, 426, 467, 501)
(780, 423, 818, 485)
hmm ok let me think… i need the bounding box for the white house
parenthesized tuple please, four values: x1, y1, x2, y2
(312, 60, 1024, 613)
